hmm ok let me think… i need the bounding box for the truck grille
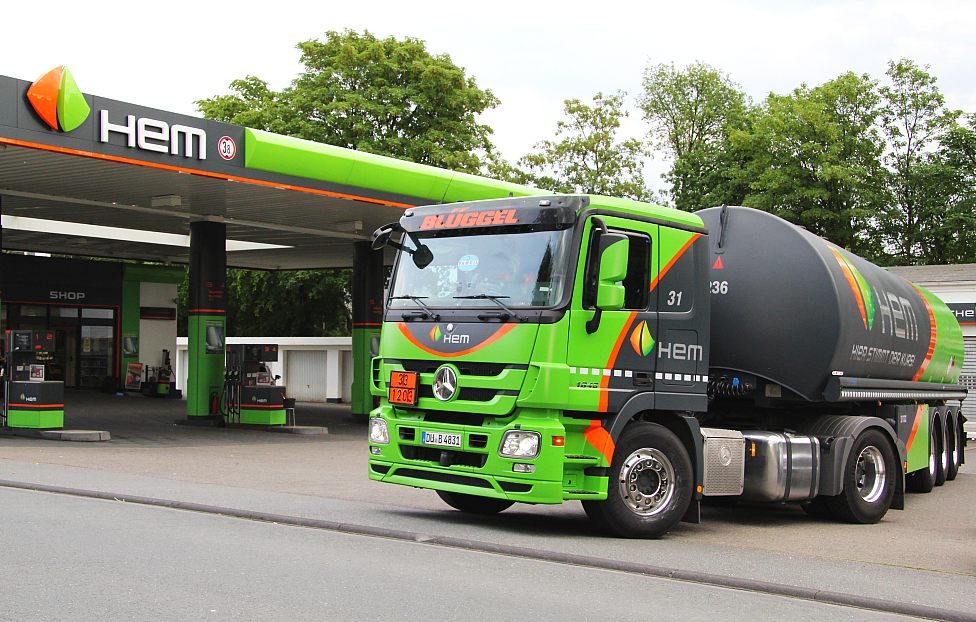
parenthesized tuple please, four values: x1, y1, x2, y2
(401, 445, 488, 467)
(418, 386, 515, 402)
(393, 359, 523, 377)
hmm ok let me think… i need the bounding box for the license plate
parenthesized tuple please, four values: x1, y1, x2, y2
(422, 431, 462, 448)
(388, 371, 418, 406)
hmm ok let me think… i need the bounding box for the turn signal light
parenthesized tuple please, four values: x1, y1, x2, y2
(552, 436, 565, 446)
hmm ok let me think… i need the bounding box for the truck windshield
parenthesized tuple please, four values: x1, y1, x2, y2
(389, 229, 573, 310)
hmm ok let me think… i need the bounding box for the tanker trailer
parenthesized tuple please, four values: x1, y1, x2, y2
(695, 205, 966, 520)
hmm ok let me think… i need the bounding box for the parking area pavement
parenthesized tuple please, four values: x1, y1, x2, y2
(1, 389, 973, 583)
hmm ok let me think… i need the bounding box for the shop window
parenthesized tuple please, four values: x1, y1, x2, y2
(20, 305, 46, 317)
(82, 308, 113, 319)
(54, 307, 80, 318)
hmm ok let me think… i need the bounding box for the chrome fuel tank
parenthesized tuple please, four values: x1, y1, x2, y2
(741, 431, 820, 502)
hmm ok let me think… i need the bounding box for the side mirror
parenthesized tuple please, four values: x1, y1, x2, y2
(372, 222, 433, 269)
(596, 236, 628, 311)
(413, 244, 433, 269)
(585, 223, 629, 334)
(371, 223, 399, 251)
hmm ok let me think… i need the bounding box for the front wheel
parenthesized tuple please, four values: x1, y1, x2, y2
(825, 429, 897, 524)
(583, 422, 692, 538)
(435, 490, 514, 514)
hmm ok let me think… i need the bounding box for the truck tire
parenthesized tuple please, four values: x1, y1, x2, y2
(946, 416, 959, 481)
(907, 426, 938, 493)
(800, 496, 831, 519)
(436, 490, 514, 515)
(955, 413, 966, 468)
(825, 429, 896, 524)
(582, 422, 692, 539)
(934, 420, 948, 487)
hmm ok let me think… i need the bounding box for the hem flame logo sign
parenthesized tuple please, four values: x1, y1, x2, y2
(630, 320, 654, 357)
(26, 66, 91, 133)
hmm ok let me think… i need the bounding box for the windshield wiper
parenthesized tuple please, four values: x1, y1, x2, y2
(453, 294, 525, 322)
(390, 295, 440, 320)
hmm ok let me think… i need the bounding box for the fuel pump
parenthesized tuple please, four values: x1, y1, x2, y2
(222, 344, 286, 425)
(3, 329, 64, 429)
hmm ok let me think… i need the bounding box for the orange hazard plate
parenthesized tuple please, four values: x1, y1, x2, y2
(388, 371, 419, 406)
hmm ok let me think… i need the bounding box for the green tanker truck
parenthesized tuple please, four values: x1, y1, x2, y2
(367, 195, 967, 538)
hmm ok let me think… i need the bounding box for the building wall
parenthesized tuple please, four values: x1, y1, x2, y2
(139, 282, 177, 367)
(175, 336, 353, 403)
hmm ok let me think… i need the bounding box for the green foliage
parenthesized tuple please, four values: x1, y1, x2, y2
(640, 62, 752, 211)
(197, 29, 499, 173)
(919, 113, 976, 263)
(739, 72, 889, 260)
(517, 92, 652, 201)
(177, 269, 352, 337)
(878, 59, 964, 264)
(226, 269, 351, 337)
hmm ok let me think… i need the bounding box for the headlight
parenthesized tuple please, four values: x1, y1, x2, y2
(499, 430, 540, 458)
(369, 418, 390, 444)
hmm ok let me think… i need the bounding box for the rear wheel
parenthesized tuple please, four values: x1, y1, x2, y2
(956, 414, 967, 468)
(583, 422, 692, 539)
(435, 490, 514, 514)
(907, 425, 937, 493)
(800, 496, 831, 519)
(825, 429, 897, 524)
(934, 420, 948, 487)
(946, 416, 959, 481)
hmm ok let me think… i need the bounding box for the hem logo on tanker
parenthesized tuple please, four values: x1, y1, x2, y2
(828, 244, 918, 341)
(27, 66, 225, 161)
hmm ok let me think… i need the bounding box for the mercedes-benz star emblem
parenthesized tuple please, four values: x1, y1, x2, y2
(433, 366, 458, 401)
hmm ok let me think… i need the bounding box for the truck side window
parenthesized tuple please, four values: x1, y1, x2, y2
(613, 230, 651, 310)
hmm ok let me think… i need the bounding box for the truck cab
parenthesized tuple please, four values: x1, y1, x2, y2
(368, 194, 710, 536)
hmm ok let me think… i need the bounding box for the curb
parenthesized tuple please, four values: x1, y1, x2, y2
(0, 429, 111, 442)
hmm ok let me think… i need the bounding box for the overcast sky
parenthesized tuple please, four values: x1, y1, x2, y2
(3, 0, 974, 189)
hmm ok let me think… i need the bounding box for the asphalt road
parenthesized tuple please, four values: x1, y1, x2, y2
(0, 486, 920, 622)
(0, 390, 974, 619)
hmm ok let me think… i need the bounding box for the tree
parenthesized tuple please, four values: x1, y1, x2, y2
(177, 269, 353, 338)
(921, 114, 976, 263)
(195, 30, 503, 336)
(227, 269, 352, 337)
(198, 29, 499, 173)
(518, 92, 652, 201)
(639, 62, 751, 211)
(879, 59, 963, 264)
(739, 72, 889, 260)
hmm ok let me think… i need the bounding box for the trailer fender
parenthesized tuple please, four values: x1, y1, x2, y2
(793, 415, 905, 507)
(605, 392, 704, 521)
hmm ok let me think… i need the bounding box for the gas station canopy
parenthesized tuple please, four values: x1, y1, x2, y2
(0, 68, 540, 269)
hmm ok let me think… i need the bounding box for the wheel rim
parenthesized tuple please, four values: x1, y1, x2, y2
(855, 446, 887, 503)
(618, 448, 676, 516)
(929, 433, 937, 477)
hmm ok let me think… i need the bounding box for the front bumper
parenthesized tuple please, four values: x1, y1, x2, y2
(367, 404, 609, 504)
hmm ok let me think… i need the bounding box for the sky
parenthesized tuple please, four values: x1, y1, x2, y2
(2, 0, 975, 190)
